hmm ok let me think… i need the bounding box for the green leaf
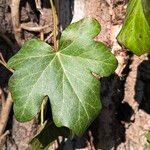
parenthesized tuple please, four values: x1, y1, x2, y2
(146, 145, 150, 150)
(146, 132, 150, 143)
(146, 132, 150, 150)
(142, 0, 150, 26)
(8, 18, 117, 136)
(117, 0, 150, 55)
(29, 121, 69, 150)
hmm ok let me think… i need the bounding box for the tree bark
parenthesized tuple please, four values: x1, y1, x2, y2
(0, 0, 150, 150)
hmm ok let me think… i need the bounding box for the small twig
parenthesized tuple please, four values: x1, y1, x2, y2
(0, 92, 13, 136)
(0, 87, 5, 108)
(0, 53, 14, 73)
(88, 131, 95, 150)
(0, 53, 6, 64)
(35, 0, 43, 14)
(0, 60, 14, 73)
(11, 0, 22, 45)
(50, 0, 59, 51)
(0, 130, 10, 149)
(45, 32, 53, 42)
(21, 24, 50, 32)
(40, 31, 44, 41)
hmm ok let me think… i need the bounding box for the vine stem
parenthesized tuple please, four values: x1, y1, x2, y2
(40, 101, 44, 126)
(0, 92, 13, 136)
(0, 92, 13, 148)
(11, 0, 22, 45)
(39, 28, 46, 126)
(0, 53, 14, 73)
(50, 0, 59, 51)
(40, 97, 48, 126)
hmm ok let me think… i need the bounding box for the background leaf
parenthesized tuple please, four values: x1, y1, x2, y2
(146, 132, 150, 150)
(146, 132, 150, 143)
(142, 0, 150, 26)
(29, 121, 69, 150)
(117, 0, 150, 55)
(8, 18, 117, 136)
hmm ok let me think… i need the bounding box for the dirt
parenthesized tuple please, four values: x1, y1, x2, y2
(0, 0, 150, 150)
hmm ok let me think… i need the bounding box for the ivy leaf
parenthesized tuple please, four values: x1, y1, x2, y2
(117, 0, 150, 55)
(8, 18, 117, 136)
(146, 132, 150, 143)
(29, 121, 69, 150)
(146, 145, 150, 150)
(142, 0, 150, 26)
(146, 132, 150, 150)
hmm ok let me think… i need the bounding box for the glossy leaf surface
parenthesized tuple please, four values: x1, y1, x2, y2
(117, 0, 150, 55)
(8, 18, 117, 136)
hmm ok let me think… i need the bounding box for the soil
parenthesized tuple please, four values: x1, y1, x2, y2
(0, 0, 150, 150)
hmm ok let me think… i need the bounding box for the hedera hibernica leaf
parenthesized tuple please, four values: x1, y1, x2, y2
(147, 132, 150, 143)
(146, 132, 150, 150)
(142, 0, 150, 26)
(117, 0, 150, 55)
(8, 18, 117, 136)
(29, 121, 69, 150)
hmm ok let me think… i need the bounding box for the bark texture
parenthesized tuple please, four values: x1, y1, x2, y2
(0, 0, 150, 150)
